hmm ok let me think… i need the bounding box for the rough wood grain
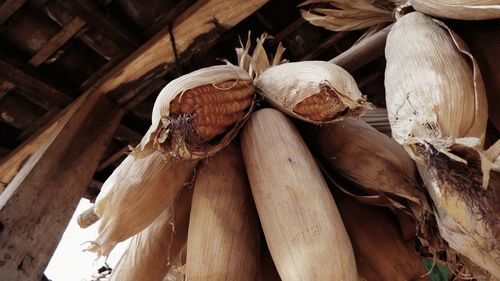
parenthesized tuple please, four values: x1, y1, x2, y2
(0, 94, 123, 280)
(186, 142, 260, 281)
(28, 17, 86, 67)
(241, 108, 358, 281)
(0, 0, 26, 26)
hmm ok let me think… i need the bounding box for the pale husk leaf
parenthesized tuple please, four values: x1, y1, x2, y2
(89, 151, 195, 257)
(134, 64, 254, 160)
(410, 0, 500, 20)
(300, 0, 401, 31)
(385, 12, 488, 154)
(109, 186, 192, 281)
(255, 61, 370, 125)
(186, 142, 260, 281)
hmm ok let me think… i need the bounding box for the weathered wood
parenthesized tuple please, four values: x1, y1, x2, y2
(329, 25, 391, 72)
(0, 81, 15, 100)
(101, 0, 269, 101)
(0, 94, 123, 281)
(17, 108, 61, 142)
(144, 0, 195, 36)
(97, 145, 129, 171)
(300, 31, 349, 61)
(0, 0, 26, 26)
(28, 17, 86, 67)
(114, 125, 142, 145)
(55, 0, 141, 48)
(0, 93, 46, 130)
(357, 69, 383, 89)
(0, 57, 72, 109)
(271, 17, 305, 45)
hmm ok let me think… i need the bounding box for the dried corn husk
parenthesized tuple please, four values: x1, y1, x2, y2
(241, 108, 358, 281)
(255, 61, 370, 124)
(77, 206, 99, 229)
(186, 142, 260, 281)
(89, 151, 195, 256)
(109, 186, 192, 281)
(302, 118, 429, 211)
(410, 0, 500, 20)
(163, 244, 187, 281)
(299, 0, 402, 31)
(338, 195, 429, 281)
(135, 64, 255, 160)
(385, 11, 499, 277)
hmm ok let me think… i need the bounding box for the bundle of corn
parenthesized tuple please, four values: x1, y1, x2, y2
(299, 0, 402, 32)
(241, 108, 358, 281)
(186, 142, 260, 281)
(410, 0, 500, 20)
(337, 195, 429, 281)
(108, 186, 193, 281)
(135, 64, 255, 160)
(384, 11, 499, 277)
(89, 151, 195, 256)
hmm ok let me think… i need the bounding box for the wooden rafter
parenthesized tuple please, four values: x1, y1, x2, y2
(300, 31, 349, 61)
(28, 17, 86, 67)
(0, 57, 71, 109)
(329, 25, 392, 72)
(271, 17, 305, 45)
(0, 80, 15, 100)
(97, 145, 129, 171)
(0, 0, 26, 26)
(55, 0, 142, 48)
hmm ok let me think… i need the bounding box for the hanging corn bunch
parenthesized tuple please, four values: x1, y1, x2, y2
(134, 64, 255, 160)
(410, 0, 500, 20)
(186, 142, 260, 281)
(241, 108, 358, 281)
(109, 186, 192, 281)
(88, 151, 195, 257)
(384, 11, 499, 278)
(337, 195, 429, 281)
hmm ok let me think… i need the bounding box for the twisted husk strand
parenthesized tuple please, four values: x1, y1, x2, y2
(241, 108, 358, 281)
(385, 11, 498, 278)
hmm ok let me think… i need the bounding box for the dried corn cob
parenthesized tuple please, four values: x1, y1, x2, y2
(255, 61, 370, 125)
(136, 65, 255, 160)
(385, 12, 499, 278)
(241, 108, 358, 281)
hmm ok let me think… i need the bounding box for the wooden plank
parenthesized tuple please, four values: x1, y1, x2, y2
(97, 145, 129, 171)
(28, 17, 86, 67)
(144, 0, 196, 36)
(0, 81, 15, 100)
(300, 31, 349, 61)
(0, 57, 72, 109)
(16, 108, 61, 142)
(0, 94, 123, 281)
(0, 0, 26, 26)
(55, 0, 141, 48)
(271, 17, 305, 45)
(329, 25, 392, 72)
(101, 0, 269, 100)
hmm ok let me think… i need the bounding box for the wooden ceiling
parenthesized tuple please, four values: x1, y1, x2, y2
(0, 0, 391, 199)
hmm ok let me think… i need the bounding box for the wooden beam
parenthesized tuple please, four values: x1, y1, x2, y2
(55, 0, 141, 48)
(102, 0, 268, 101)
(144, 0, 195, 36)
(0, 0, 26, 26)
(97, 145, 129, 171)
(0, 57, 71, 109)
(0, 1, 266, 278)
(271, 17, 305, 45)
(16, 108, 61, 142)
(0, 81, 15, 100)
(0, 94, 123, 280)
(300, 31, 349, 61)
(254, 11, 277, 34)
(28, 17, 86, 67)
(329, 25, 392, 72)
